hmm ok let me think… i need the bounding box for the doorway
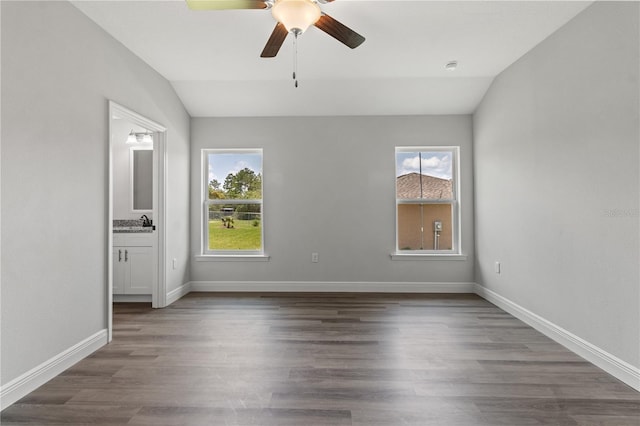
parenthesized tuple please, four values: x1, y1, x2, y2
(108, 101, 167, 342)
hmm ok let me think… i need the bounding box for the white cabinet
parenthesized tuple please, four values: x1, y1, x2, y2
(113, 233, 156, 295)
(112, 246, 126, 294)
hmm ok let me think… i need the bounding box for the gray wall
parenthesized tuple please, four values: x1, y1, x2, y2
(191, 115, 474, 284)
(473, 2, 639, 367)
(1, 1, 190, 385)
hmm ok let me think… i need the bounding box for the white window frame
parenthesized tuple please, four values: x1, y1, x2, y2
(393, 146, 464, 259)
(199, 148, 267, 260)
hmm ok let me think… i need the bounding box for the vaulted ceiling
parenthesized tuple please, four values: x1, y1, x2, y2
(71, 0, 592, 117)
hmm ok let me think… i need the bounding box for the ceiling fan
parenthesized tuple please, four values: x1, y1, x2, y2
(185, 0, 365, 58)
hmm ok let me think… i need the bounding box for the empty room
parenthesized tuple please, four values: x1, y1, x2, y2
(1, 0, 638, 424)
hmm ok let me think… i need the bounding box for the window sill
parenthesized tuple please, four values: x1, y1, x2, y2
(195, 254, 270, 262)
(390, 253, 468, 261)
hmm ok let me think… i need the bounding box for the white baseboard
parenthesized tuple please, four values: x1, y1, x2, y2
(166, 282, 192, 305)
(0, 329, 108, 410)
(474, 283, 640, 392)
(188, 281, 476, 293)
(113, 294, 152, 303)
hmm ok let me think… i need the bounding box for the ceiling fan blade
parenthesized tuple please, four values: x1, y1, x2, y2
(314, 13, 365, 49)
(260, 22, 288, 58)
(186, 0, 267, 10)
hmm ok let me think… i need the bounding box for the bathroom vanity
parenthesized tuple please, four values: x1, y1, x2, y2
(113, 222, 157, 300)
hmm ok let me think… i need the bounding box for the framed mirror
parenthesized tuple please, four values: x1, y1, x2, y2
(130, 146, 153, 212)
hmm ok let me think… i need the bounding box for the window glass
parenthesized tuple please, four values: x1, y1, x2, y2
(396, 148, 458, 253)
(204, 150, 263, 254)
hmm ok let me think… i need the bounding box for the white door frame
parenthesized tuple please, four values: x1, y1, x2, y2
(108, 101, 167, 342)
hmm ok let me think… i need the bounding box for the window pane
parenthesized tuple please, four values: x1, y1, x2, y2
(396, 151, 453, 200)
(397, 204, 452, 250)
(208, 152, 262, 200)
(208, 204, 262, 251)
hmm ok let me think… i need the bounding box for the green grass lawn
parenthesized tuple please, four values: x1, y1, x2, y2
(209, 219, 262, 250)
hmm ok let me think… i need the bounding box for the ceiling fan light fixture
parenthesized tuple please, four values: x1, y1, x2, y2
(272, 0, 321, 34)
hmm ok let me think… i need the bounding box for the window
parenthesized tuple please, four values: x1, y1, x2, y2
(202, 149, 263, 255)
(395, 147, 460, 254)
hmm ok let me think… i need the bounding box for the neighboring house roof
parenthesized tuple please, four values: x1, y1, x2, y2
(396, 173, 453, 199)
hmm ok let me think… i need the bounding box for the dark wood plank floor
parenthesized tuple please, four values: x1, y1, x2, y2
(2, 293, 639, 425)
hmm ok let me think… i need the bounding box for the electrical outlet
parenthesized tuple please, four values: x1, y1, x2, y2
(311, 253, 319, 263)
(494, 261, 501, 274)
(173, 258, 177, 270)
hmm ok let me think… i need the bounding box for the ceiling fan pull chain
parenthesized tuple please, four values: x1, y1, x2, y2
(293, 31, 299, 88)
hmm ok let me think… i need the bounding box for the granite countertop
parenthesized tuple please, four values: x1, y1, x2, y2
(113, 219, 154, 233)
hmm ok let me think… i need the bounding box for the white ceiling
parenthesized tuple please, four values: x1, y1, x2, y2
(71, 0, 593, 117)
